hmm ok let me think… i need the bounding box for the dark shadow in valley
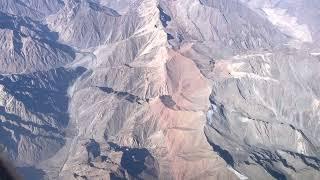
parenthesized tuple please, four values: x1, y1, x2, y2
(0, 67, 87, 175)
(0, 11, 75, 59)
(16, 166, 45, 180)
(0, 67, 86, 127)
(207, 141, 235, 167)
(160, 95, 176, 108)
(87, 0, 121, 16)
(85, 139, 101, 163)
(98, 86, 148, 104)
(167, 33, 174, 41)
(108, 142, 155, 177)
(157, 6, 171, 27)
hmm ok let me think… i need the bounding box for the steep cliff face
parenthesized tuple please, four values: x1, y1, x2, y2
(0, 67, 85, 166)
(46, 0, 144, 49)
(0, 0, 320, 179)
(0, 12, 74, 74)
(204, 50, 320, 179)
(0, 0, 64, 20)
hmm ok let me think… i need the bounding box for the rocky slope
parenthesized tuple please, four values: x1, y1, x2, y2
(0, 12, 74, 74)
(0, 0, 320, 179)
(0, 0, 64, 20)
(0, 67, 85, 167)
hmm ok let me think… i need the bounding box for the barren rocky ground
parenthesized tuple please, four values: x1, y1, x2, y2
(0, 0, 320, 179)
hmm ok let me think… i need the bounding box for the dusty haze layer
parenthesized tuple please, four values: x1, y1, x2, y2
(0, 0, 320, 179)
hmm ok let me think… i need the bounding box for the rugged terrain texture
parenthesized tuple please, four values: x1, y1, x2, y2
(0, 0, 320, 179)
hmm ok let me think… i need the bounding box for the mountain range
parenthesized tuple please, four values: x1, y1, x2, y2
(0, 0, 320, 179)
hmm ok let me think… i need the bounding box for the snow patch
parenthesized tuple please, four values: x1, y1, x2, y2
(227, 165, 248, 180)
(240, 117, 250, 123)
(206, 107, 214, 124)
(227, 63, 278, 82)
(233, 53, 272, 60)
(310, 52, 320, 56)
(263, 8, 312, 43)
(312, 99, 320, 110)
(295, 131, 307, 154)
